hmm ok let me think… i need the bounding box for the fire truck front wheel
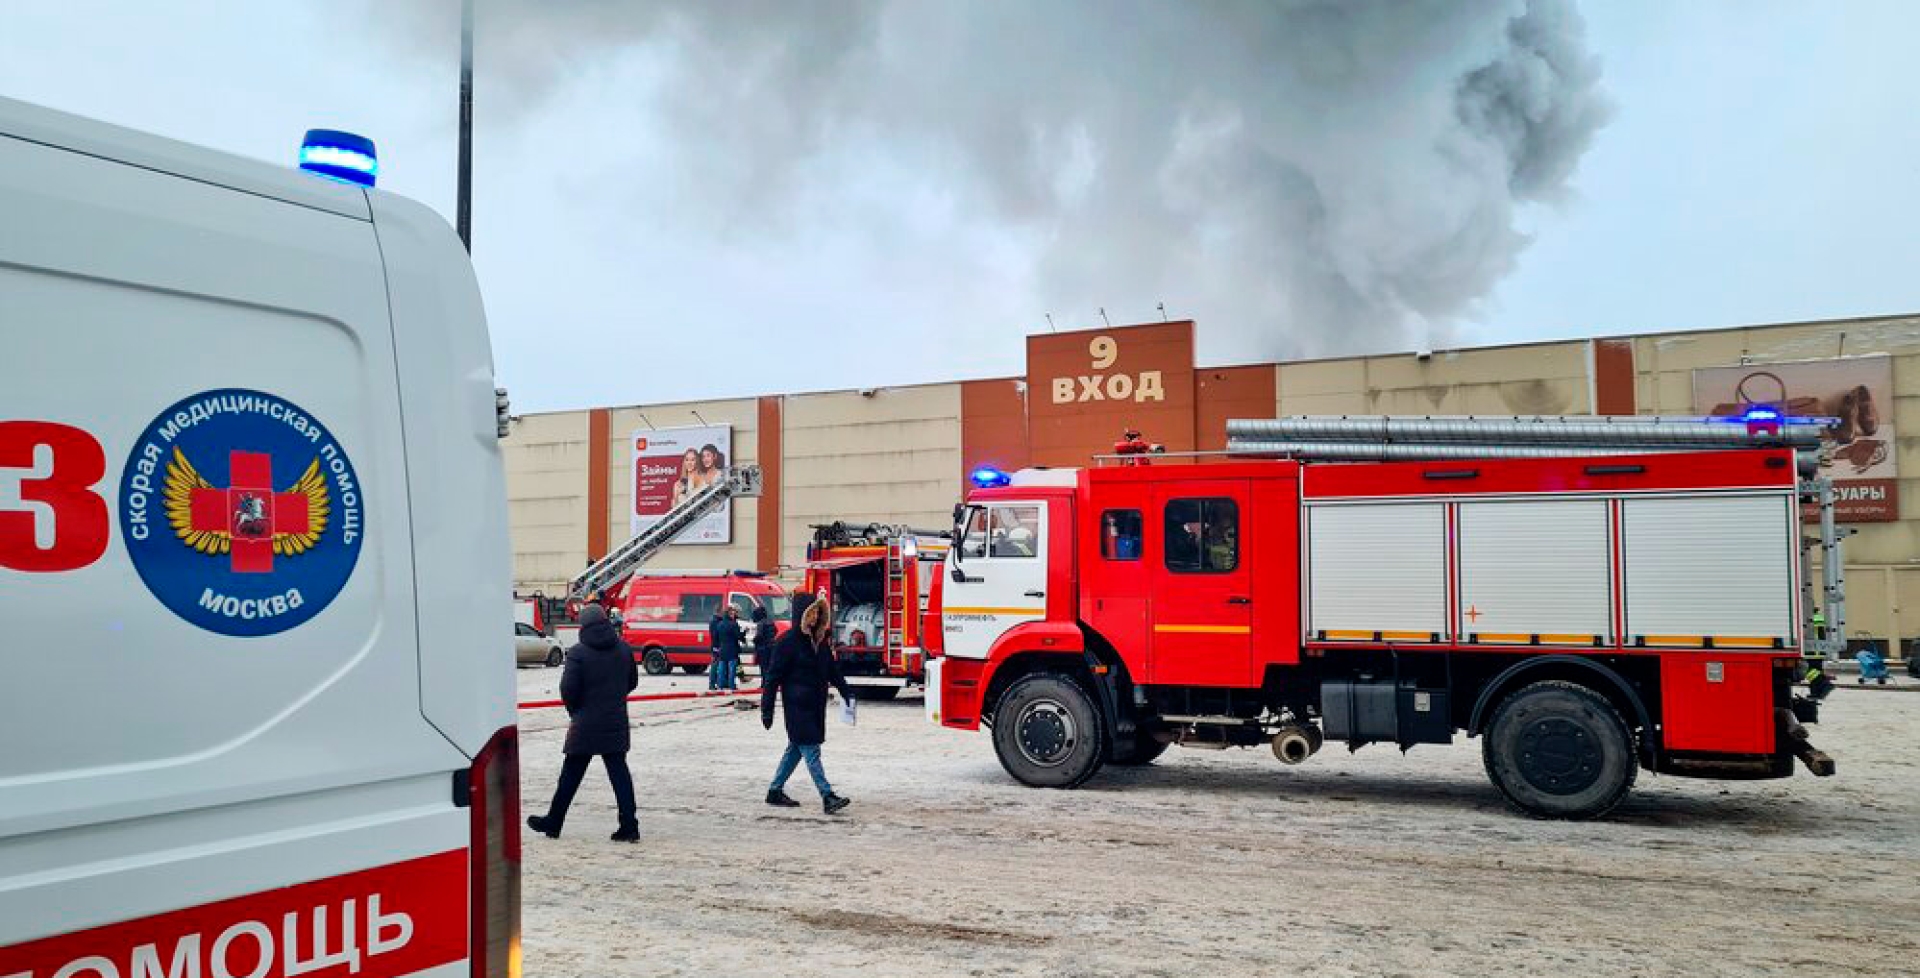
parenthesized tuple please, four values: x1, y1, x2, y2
(1482, 680, 1638, 820)
(641, 648, 672, 676)
(992, 674, 1106, 789)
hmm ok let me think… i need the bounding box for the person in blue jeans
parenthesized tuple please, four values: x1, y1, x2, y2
(711, 605, 744, 690)
(761, 594, 853, 814)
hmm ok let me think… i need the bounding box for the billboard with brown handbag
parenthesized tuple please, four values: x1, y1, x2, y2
(1693, 354, 1896, 521)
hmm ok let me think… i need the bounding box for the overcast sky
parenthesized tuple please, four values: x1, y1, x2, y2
(5, 2, 1916, 413)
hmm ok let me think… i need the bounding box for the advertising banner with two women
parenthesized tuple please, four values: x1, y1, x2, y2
(631, 425, 733, 543)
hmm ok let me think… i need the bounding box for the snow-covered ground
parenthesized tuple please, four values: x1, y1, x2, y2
(514, 667, 1918, 977)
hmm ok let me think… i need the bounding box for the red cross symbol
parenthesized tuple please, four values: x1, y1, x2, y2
(1464, 605, 1483, 623)
(187, 451, 310, 574)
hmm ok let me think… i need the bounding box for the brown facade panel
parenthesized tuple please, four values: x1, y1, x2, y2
(757, 396, 784, 572)
(1195, 365, 1279, 457)
(1593, 338, 1636, 415)
(586, 408, 610, 562)
(1027, 321, 1197, 467)
(960, 378, 1031, 482)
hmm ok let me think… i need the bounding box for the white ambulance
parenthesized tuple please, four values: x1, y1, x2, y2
(1, 97, 518, 977)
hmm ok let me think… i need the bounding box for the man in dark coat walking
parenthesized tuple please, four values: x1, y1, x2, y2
(712, 605, 745, 690)
(750, 604, 777, 677)
(761, 594, 854, 814)
(528, 603, 641, 842)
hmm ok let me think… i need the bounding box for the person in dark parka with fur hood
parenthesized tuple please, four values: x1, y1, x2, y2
(528, 603, 641, 842)
(761, 593, 854, 814)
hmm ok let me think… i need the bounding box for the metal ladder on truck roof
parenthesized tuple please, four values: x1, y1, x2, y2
(569, 465, 763, 601)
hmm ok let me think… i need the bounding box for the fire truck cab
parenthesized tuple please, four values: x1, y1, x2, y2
(931, 445, 1837, 819)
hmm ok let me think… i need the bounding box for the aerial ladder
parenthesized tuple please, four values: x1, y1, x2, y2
(569, 465, 764, 601)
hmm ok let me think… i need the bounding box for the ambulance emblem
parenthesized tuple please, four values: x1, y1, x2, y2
(119, 389, 365, 637)
(163, 448, 330, 573)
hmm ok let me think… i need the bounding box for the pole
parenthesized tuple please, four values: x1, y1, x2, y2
(456, 0, 474, 252)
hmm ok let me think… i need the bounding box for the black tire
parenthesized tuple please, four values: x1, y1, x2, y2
(545, 647, 564, 668)
(641, 648, 671, 676)
(1108, 736, 1170, 766)
(682, 663, 709, 676)
(991, 673, 1106, 789)
(849, 686, 900, 702)
(1482, 680, 1637, 820)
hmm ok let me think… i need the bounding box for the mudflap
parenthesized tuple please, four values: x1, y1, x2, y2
(1083, 648, 1134, 757)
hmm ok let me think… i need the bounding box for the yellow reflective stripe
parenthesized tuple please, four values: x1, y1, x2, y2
(1154, 624, 1253, 635)
(944, 606, 1045, 616)
(1321, 630, 1374, 641)
(1538, 634, 1598, 645)
(1712, 636, 1782, 649)
(1640, 635, 1705, 647)
(1476, 633, 1533, 644)
(1378, 630, 1433, 642)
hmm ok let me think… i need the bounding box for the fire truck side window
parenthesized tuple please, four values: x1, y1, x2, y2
(1164, 498, 1238, 573)
(958, 507, 989, 560)
(678, 593, 721, 623)
(989, 505, 1041, 559)
(1101, 509, 1143, 560)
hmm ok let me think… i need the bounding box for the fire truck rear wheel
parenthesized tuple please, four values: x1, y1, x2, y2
(642, 648, 671, 676)
(992, 673, 1106, 789)
(1482, 680, 1637, 820)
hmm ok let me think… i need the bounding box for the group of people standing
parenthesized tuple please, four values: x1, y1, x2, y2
(526, 593, 854, 844)
(704, 603, 777, 691)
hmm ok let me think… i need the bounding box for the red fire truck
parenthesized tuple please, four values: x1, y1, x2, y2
(805, 522, 950, 700)
(926, 416, 1842, 819)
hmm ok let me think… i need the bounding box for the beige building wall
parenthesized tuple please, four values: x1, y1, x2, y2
(1631, 314, 1920, 652)
(1275, 340, 1594, 417)
(501, 411, 591, 593)
(605, 399, 762, 573)
(781, 384, 964, 567)
(499, 314, 1920, 655)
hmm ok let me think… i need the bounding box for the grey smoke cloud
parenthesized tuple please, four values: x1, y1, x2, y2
(381, 0, 1608, 358)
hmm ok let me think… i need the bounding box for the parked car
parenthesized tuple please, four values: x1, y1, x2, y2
(515, 621, 565, 668)
(604, 571, 791, 676)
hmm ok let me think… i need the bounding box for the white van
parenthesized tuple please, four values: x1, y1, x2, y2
(0, 97, 518, 977)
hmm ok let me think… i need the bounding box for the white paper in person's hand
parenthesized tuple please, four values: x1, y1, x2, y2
(840, 696, 858, 726)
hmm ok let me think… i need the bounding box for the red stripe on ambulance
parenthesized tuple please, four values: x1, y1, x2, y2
(0, 851, 465, 978)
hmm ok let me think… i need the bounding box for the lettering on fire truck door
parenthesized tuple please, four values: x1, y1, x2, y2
(1148, 481, 1253, 686)
(943, 502, 1049, 659)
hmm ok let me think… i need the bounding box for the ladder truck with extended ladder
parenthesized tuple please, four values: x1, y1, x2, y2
(567, 464, 765, 610)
